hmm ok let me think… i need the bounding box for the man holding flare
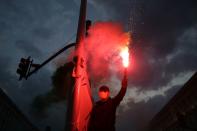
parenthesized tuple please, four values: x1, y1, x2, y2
(88, 45, 130, 131)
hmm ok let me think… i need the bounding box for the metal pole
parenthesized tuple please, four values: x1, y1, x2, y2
(65, 0, 87, 130)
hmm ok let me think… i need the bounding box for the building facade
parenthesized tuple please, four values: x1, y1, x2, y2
(148, 72, 197, 131)
(0, 88, 40, 131)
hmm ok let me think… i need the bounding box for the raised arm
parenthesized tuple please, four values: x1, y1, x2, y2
(113, 73, 128, 106)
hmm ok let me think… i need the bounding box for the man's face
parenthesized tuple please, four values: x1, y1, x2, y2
(98, 91, 110, 101)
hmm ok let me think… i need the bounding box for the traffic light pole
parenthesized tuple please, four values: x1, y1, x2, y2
(17, 12, 91, 80)
(25, 42, 75, 79)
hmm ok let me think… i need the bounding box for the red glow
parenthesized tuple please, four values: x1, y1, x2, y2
(84, 22, 131, 83)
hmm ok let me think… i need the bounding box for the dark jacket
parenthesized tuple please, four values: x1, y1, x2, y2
(88, 85, 127, 131)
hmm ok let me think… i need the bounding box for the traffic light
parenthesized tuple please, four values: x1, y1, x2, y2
(16, 57, 31, 80)
(86, 20, 92, 36)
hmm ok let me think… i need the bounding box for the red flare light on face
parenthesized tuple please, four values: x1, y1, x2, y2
(120, 46, 129, 68)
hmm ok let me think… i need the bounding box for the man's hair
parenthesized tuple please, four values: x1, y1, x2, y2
(99, 85, 109, 92)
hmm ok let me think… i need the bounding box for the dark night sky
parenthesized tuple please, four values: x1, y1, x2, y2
(0, 0, 197, 131)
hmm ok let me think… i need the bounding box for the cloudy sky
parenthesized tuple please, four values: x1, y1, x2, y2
(0, 0, 197, 131)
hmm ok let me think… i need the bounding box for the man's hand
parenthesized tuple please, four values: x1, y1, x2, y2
(121, 75, 128, 88)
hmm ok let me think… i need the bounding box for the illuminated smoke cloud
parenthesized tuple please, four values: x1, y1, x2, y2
(85, 21, 131, 85)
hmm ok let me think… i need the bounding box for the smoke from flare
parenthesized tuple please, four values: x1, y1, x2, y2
(85, 21, 131, 85)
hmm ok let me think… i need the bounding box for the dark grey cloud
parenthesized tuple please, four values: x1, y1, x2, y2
(15, 40, 43, 57)
(0, 21, 9, 33)
(32, 27, 55, 39)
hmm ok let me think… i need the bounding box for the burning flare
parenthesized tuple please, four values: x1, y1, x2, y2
(120, 46, 129, 68)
